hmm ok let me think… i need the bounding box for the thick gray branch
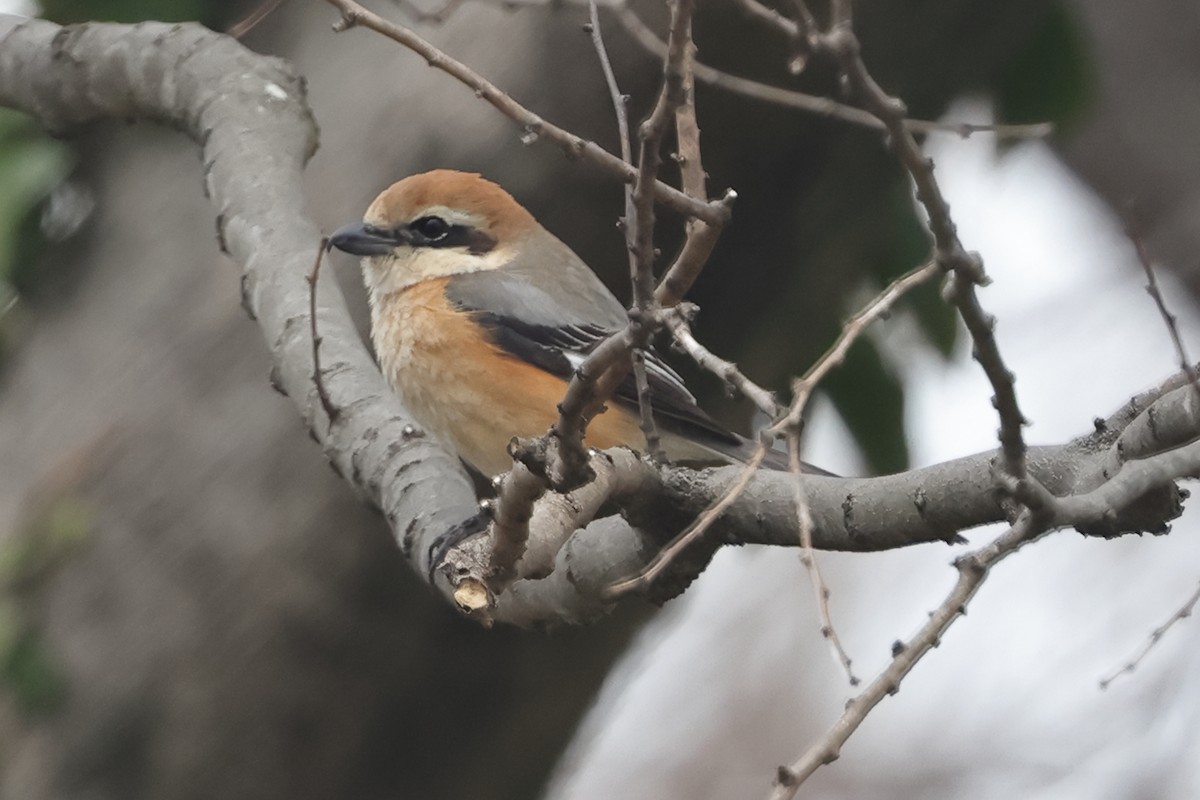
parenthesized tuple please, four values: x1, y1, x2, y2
(2, 18, 1195, 629)
(0, 16, 480, 589)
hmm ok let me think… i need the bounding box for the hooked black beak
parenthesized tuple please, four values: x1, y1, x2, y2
(327, 222, 400, 256)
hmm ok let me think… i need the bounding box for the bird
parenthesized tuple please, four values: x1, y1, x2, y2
(328, 169, 815, 478)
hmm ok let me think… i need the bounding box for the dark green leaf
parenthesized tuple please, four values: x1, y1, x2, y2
(820, 338, 908, 474)
(995, 3, 1094, 133)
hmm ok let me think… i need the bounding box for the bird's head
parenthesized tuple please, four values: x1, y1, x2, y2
(328, 170, 540, 296)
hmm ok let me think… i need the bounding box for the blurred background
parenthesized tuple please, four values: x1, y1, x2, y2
(1, 0, 1199, 797)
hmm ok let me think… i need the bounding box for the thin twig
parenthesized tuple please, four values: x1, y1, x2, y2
(789, 430, 858, 686)
(730, 0, 797, 39)
(772, 260, 940, 433)
(486, 455, 546, 594)
(663, 304, 779, 418)
(629, 0, 697, 310)
(551, 327, 638, 488)
(768, 508, 1055, 799)
(828, 0, 852, 28)
(613, 6, 1051, 139)
(766, 262, 938, 688)
(819, 24, 1030, 482)
(225, 0, 288, 39)
(605, 440, 769, 597)
(1099, 580, 1200, 689)
(547, 0, 706, 486)
(653, 191, 736, 307)
(765, 17, 1040, 794)
(621, 0, 699, 460)
(1125, 217, 1200, 405)
(587, 0, 664, 462)
(617, 262, 939, 594)
(587, 0, 631, 164)
(322, 0, 729, 225)
(672, 20, 706, 203)
(632, 350, 665, 463)
(344, 0, 1054, 141)
(788, 0, 819, 38)
(307, 237, 340, 427)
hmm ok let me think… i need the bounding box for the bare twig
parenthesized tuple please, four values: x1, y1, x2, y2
(788, 0, 819, 38)
(614, 7, 1052, 140)
(587, 0, 631, 164)
(1126, 217, 1200, 404)
(587, 0, 664, 462)
(789, 430, 858, 686)
(322, 0, 729, 225)
(828, 0, 852, 28)
(751, 14, 1032, 791)
(624, 0, 699, 458)
(769, 507, 1054, 799)
(814, 25, 1029, 482)
(628, 0, 696, 307)
(1099, 580, 1200, 689)
(653, 192, 736, 307)
(663, 304, 779, 417)
(548, 321, 654, 491)
(598, 5, 1058, 141)
(486, 455, 547, 594)
(632, 350, 666, 462)
(226, 0, 288, 38)
(551, 0, 717, 482)
(614, 261, 939, 594)
(605, 440, 769, 597)
(730, 0, 797, 39)
(772, 260, 940, 433)
(766, 261, 938, 687)
(672, 20, 706, 203)
(307, 237, 340, 427)
(360, 0, 1054, 140)
(547, 0, 707, 483)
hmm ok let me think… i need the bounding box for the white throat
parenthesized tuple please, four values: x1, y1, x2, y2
(361, 244, 513, 303)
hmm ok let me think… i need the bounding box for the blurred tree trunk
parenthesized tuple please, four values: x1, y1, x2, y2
(1059, 0, 1200, 293)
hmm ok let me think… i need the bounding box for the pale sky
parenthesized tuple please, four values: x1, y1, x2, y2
(0, 1, 35, 16)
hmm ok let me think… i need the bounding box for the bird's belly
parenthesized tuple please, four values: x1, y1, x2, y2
(371, 280, 644, 475)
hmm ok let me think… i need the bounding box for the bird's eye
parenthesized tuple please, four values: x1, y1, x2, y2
(412, 215, 451, 241)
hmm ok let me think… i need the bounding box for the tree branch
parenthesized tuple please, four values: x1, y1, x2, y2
(321, 0, 730, 225)
(770, 505, 1052, 798)
(0, 15, 481, 599)
(2, 16, 1193, 633)
(816, 24, 1030, 481)
(613, 5, 1052, 140)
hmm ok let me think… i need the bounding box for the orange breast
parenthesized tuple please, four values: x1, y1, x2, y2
(370, 277, 645, 475)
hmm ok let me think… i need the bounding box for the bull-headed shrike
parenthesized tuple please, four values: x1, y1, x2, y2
(329, 170, 808, 477)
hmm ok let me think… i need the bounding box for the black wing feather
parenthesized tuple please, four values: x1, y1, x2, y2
(443, 273, 834, 471)
(465, 310, 742, 448)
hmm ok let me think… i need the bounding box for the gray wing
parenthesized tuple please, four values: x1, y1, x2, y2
(447, 235, 628, 330)
(444, 268, 835, 473)
(444, 267, 746, 453)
